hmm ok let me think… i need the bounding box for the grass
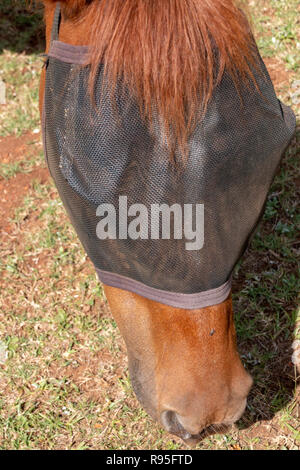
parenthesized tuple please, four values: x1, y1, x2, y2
(0, 149, 44, 179)
(0, 0, 299, 450)
(252, 0, 300, 72)
(0, 52, 41, 137)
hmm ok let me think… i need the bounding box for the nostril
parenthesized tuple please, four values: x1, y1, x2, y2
(161, 411, 192, 440)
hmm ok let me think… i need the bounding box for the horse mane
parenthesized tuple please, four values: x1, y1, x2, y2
(45, 0, 261, 160)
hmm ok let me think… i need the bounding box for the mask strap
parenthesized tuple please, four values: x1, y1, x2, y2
(51, 2, 61, 43)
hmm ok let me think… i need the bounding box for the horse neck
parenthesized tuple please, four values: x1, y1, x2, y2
(43, 2, 91, 49)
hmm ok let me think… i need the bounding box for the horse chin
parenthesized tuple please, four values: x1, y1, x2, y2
(160, 409, 234, 446)
(181, 399, 248, 445)
(161, 410, 233, 445)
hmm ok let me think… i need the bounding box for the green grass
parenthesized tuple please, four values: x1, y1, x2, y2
(252, 0, 300, 71)
(0, 52, 41, 137)
(0, 149, 44, 178)
(0, 0, 299, 450)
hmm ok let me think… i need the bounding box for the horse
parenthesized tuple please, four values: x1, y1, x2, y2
(39, 0, 295, 443)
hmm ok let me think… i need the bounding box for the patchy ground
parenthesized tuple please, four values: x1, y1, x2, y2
(0, 132, 49, 234)
(0, 0, 299, 450)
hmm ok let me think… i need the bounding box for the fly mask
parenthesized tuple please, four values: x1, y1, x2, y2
(42, 4, 296, 309)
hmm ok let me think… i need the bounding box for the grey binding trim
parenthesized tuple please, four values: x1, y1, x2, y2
(49, 40, 90, 65)
(96, 268, 232, 309)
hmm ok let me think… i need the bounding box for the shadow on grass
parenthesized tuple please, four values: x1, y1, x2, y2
(0, 0, 45, 55)
(232, 128, 299, 432)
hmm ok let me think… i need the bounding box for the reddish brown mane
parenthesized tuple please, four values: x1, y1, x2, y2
(45, 0, 259, 159)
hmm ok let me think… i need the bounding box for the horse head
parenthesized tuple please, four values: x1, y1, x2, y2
(40, 0, 295, 443)
(104, 286, 252, 441)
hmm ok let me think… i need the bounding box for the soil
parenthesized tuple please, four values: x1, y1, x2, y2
(264, 57, 292, 88)
(0, 167, 49, 233)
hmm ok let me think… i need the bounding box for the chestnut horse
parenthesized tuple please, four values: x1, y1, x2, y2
(39, 0, 255, 443)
